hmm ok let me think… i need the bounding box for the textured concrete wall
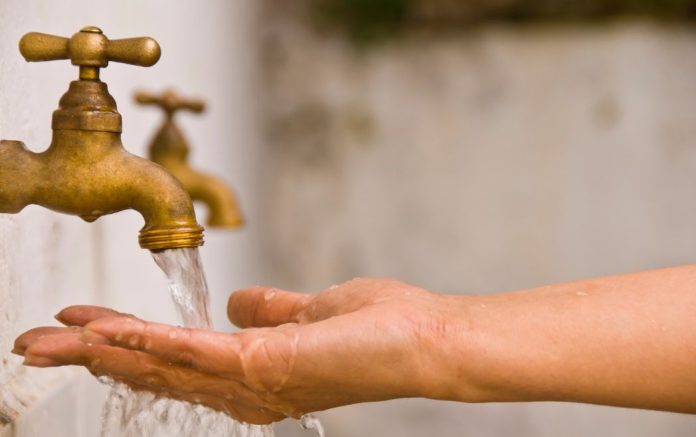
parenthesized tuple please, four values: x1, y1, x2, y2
(258, 15, 696, 437)
(0, 1, 258, 435)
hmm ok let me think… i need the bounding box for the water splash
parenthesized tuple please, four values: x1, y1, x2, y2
(99, 248, 273, 437)
(100, 380, 273, 437)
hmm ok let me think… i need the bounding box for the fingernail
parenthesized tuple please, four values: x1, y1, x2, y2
(80, 329, 111, 346)
(54, 312, 68, 324)
(23, 354, 61, 367)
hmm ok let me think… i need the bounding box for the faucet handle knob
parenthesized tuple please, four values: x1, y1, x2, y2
(20, 26, 161, 78)
(134, 89, 206, 117)
(18, 32, 69, 62)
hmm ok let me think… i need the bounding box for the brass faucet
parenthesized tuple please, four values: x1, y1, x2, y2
(135, 89, 244, 228)
(0, 27, 204, 251)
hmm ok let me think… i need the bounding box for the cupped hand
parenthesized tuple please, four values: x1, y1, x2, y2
(13, 278, 463, 424)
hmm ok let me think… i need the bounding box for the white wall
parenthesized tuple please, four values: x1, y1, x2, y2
(0, 1, 259, 435)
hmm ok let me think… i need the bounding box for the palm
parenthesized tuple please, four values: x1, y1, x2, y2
(14, 279, 445, 424)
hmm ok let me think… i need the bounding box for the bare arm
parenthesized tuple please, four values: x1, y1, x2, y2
(13, 266, 696, 424)
(435, 264, 696, 412)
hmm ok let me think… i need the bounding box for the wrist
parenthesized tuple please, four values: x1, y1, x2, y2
(408, 293, 477, 401)
(413, 293, 517, 404)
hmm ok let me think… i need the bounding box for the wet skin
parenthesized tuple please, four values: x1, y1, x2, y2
(14, 279, 453, 424)
(13, 269, 696, 424)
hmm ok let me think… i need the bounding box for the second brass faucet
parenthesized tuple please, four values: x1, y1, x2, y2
(135, 89, 244, 228)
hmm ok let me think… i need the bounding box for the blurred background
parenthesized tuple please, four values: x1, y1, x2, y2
(2, 0, 696, 436)
(258, 1, 696, 436)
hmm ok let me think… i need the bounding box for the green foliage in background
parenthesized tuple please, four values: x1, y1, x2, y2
(311, 0, 696, 43)
(312, 0, 410, 42)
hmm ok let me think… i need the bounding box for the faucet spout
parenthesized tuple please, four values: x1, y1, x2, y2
(0, 130, 203, 251)
(192, 172, 244, 228)
(165, 159, 244, 228)
(150, 120, 244, 228)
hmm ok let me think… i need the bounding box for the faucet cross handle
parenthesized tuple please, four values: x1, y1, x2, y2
(19, 26, 161, 80)
(134, 89, 206, 118)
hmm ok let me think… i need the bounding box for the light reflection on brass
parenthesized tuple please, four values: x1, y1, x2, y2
(135, 89, 244, 229)
(0, 27, 204, 251)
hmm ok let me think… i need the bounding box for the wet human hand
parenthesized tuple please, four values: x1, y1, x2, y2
(13, 278, 466, 424)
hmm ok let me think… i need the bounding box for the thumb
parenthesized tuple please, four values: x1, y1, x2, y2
(227, 287, 311, 328)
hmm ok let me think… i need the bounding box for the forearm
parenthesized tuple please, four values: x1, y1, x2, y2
(430, 265, 696, 413)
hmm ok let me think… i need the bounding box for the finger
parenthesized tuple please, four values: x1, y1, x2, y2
(305, 278, 413, 320)
(83, 317, 304, 397)
(22, 334, 285, 424)
(111, 377, 286, 425)
(82, 316, 244, 377)
(230, 279, 408, 327)
(23, 333, 267, 408)
(13, 326, 85, 355)
(56, 305, 132, 327)
(228, 287, 312, 328)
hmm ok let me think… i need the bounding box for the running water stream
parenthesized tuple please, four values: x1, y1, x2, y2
(99, 248, 272, 437)
(98, 248, 324, 437)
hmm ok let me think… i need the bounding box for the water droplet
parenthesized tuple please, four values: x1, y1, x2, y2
(575, 291, 589, 296)
(96, 375, 113, 385)
(264, 289, 276, 301)
(479, 303, 487, 309)
(144, 339, 153, 350)
(90, 358, 102, 368)
(168, 330, 178, 339)
(128, 335, 139, 347)
(300, 414, 325, 437)
(145, 375, 158, 386)
(115, 332, 124, 342)
(329, 284, 339, 290)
